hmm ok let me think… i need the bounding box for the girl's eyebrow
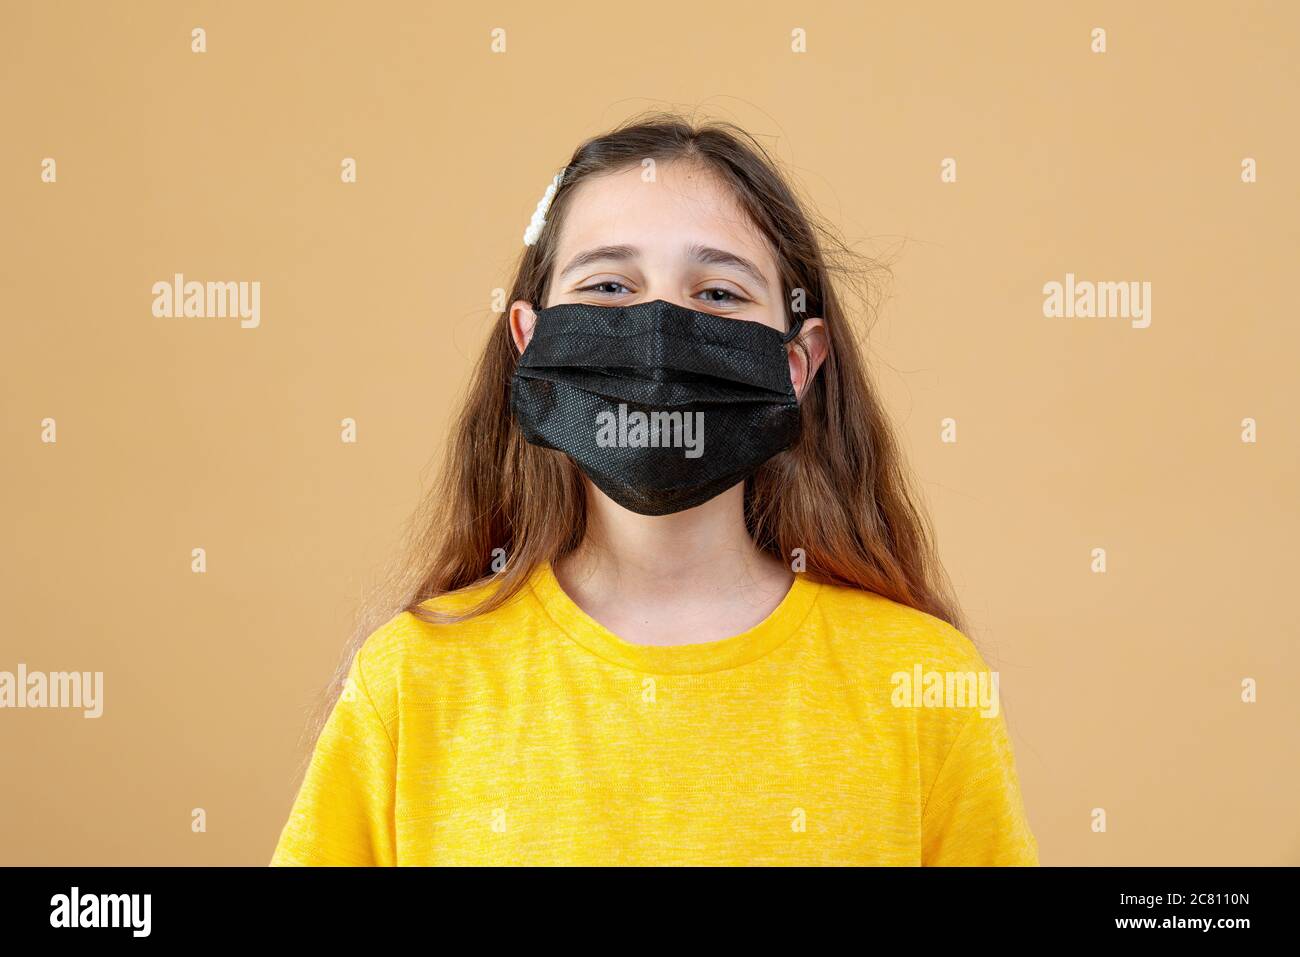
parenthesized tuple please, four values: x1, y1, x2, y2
(558, 244, 639, 280)
(685, 243, 769, 292)
(557, 243, 769, 292)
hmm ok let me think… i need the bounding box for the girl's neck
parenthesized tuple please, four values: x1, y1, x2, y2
(551, 484, 794, 646)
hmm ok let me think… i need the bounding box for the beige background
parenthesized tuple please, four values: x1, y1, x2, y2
(2, 0, 1297, 865)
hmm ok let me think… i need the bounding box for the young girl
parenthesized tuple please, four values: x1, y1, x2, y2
(271, 115, 1038, 866)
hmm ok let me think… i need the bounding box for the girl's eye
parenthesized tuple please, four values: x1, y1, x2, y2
(695, 287, 750, 306)
(576, 281, 631, 296)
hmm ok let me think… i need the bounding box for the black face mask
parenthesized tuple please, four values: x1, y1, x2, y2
(510, 298, 804, 516)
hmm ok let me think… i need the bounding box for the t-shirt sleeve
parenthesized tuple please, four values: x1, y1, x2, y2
(270, 648, 397, 866)
(920, 705, 1039, 866)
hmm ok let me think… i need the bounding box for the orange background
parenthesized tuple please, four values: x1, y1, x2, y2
(1, 0, 1297, 865)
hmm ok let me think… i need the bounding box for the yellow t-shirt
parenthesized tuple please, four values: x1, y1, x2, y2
(271, 562, 1038, 866)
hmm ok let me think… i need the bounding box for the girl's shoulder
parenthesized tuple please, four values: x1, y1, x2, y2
(351, 573, 534, 680)
(809, 576, 989, 674)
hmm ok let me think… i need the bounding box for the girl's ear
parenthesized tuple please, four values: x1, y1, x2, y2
(788, 317, 829, 400)
(509, 301, 538, 354)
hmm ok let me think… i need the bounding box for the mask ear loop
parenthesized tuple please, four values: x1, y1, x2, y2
(780, 313, 806, 344)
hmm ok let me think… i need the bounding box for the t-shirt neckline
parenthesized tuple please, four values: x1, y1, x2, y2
(526, 559, 821, 675)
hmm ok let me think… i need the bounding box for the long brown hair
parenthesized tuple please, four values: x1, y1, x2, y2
(306, 111, 967, 748)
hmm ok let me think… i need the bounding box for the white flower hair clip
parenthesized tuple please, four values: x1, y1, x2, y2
(523, 170, 565, 246)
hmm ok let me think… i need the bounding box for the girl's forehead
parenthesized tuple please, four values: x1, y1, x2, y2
(555, 161, 776, 269)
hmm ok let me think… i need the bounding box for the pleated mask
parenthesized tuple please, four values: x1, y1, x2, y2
(510, 298, 804, 515)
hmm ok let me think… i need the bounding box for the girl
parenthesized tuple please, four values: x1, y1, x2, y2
(271, 114, 1038, 866)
